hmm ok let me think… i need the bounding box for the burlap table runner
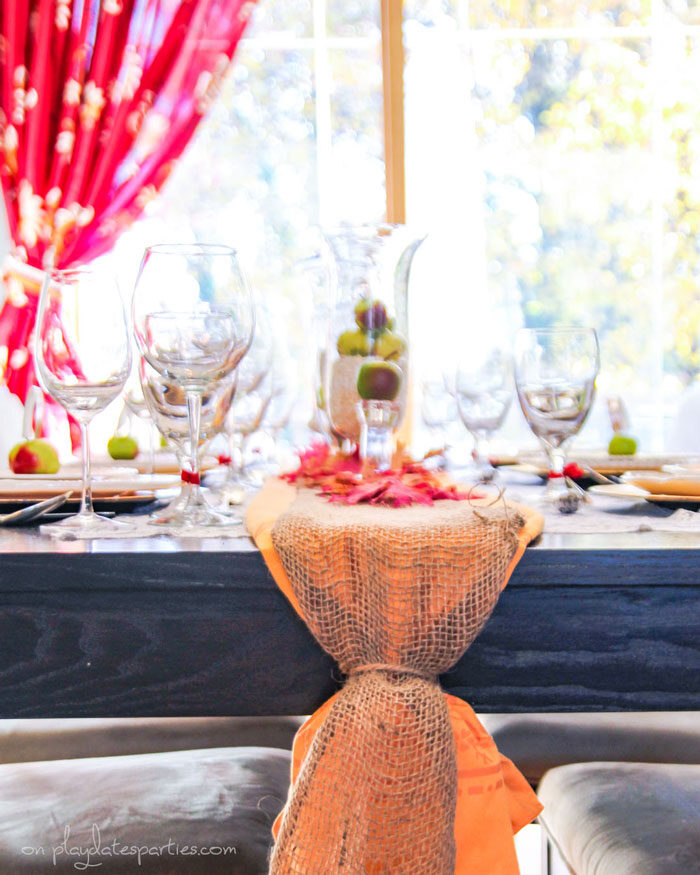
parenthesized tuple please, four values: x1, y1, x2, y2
(247, 479, 544, 874)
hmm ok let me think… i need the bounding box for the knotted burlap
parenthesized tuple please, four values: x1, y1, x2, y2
(267, 488, 526, 874)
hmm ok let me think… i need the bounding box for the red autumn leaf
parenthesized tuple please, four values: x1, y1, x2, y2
(328, 480, 387, 504)
(370, 478, 434, 507)
(283, 444, 478, 507)
(430, 486, 472, 501)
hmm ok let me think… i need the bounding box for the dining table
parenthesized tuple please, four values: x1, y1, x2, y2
(0, 490, 698, 719)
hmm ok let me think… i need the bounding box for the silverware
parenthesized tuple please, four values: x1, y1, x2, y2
(579, 464, 622, 486)
(0, 491, 73, 526)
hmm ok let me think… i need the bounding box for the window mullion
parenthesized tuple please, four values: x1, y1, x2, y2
(381, 0, 406, 223)
(313, 0, 333, 227)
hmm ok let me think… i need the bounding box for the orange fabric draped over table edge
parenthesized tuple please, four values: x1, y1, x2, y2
(247, 478, 545, 875)
(0, 0, 258, 415)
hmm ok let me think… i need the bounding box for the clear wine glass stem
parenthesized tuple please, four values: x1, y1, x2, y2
(543, 443, 568, 498)
(546, 445, 565, 477)
(472, 433, 496, 482)
(472, 434, 486, 465)
(79, 421, 94, 518)
(231, 431, 243, 476)
(186, 391, 202, 480)
(148, 425, 156, 475)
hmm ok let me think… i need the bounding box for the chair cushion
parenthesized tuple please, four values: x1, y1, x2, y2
(0, 746, 291, 873)
(479, 712, 700, 783)
(0, 716, 304, 764)
(538, 762, 700, 875)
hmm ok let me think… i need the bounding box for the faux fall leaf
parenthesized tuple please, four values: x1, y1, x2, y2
(283, 443, 478, 507)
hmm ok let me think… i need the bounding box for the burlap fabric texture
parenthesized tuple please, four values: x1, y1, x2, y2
(267, 488, 527, 875)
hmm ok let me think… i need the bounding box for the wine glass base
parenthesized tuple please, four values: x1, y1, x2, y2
(206, 466, 266, 508)
(533, 476, 574, 507)
(148, 483, 242, 529)
(450, 460, 500, 487)
(41, 511, 129, 540)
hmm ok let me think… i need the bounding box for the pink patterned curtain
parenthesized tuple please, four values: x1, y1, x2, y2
(0, 0, 257, 407)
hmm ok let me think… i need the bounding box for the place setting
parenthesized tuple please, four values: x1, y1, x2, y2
(0, 245, 257, 539)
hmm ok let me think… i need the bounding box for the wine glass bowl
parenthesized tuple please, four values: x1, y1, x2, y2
(34, 265, 131, 534)
(142, 312, 241, 387)
(514, 327, 600, 498)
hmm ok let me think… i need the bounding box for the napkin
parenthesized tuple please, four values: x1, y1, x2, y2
(247, 478, 543, 875)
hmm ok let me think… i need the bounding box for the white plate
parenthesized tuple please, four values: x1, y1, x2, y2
(495, 451, 694, 476)
(0, 473, 179, 498)
(91, 453, 220, 475)
(0, 465, 139, 480)
(620, 470, 700, 498)
(590, 483, 700, 504)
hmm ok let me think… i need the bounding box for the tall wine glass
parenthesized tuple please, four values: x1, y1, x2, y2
(455, 348, 512, 482)
(214, 294, 273, 503)
(132, 244, 254, 527)
(514, 327, 600, 500)
(139, 356, 236, 524)
(34, 265, 131, 534)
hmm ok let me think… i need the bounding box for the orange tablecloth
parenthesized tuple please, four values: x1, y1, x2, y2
(247, 478, 544, 874)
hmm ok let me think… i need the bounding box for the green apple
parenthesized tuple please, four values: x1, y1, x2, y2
(337, 329, 370, 356)
(357, 360, 402, 401)
(9, 439, 60, 474)
(108, 435, 139, 460)
(608, 434, 637, 456)
(373, 330, 407, 361)
(354, 299, 389, 332)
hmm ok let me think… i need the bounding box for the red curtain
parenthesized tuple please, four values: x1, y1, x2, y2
(0, 0, 257, 406)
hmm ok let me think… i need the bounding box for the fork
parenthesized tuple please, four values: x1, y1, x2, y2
(0, 491, 73, 526)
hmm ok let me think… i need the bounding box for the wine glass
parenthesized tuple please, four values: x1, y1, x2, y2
(138, 356, 236, 524)
(207, 296, 274, 505)
(34, 265, 131, 534)
(132, 244, 254, 527)
(219, 376, 274, 505)
(420, 372, 458, 457)
(514, 327, 600, 500)
(455, 348, 512, 482)
(113, 381, 159, 473)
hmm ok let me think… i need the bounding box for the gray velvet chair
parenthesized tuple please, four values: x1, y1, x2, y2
(480, 712, 700, 786)
(0, 716, 304, 764)
(538, 762, 700, 875)
(0, 718, 303, 873)
(0, 745, 292, 873)
(481, 713, 700, 875)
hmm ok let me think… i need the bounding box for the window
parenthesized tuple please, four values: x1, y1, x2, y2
(108, 0, 699, 452)
(403, 0, 700, 450)
(105, 0, 388, 445)
(118, 0, 386, 281)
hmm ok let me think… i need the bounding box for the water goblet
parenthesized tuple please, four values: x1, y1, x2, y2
(132, 243, 254, 527)
(420, 372, 458, 465)
(34, 265, 131, 535)
(514, 327, 600, 501)
(455, 348, 512, 482)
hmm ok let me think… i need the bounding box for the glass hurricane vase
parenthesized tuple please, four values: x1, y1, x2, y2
(322, 224, 424, 468)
